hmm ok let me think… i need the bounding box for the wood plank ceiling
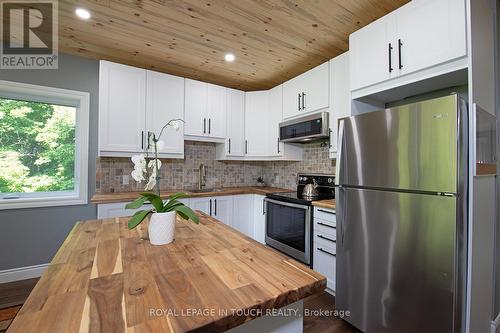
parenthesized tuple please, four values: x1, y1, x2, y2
(55, 0, 409, 90)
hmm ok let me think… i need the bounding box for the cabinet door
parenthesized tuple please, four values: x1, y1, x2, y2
(313, 241, 336, 292)
(282, 77, 301, 119)
(99, 61, 146, 154)
(189, 197, 211, 215)
(206, 84, 227, 138)
(212, 196, 233, 226)
(396, 0, 466, 76)
(302, 62, 329, 113)
(146, 71, 184, 156)
(349, 14, 396, 91)
(184, 79, 207, 136)
(329, 52, 351, 156)
(268, 85, 283, 156)
(226, 89, 246, 156)
(245, 91, 269, 157)
(253, 195, 266, 244)
(232, 195, 254, 237)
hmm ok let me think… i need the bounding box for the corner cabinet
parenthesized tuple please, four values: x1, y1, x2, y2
(349, 0, 467, 98)
(244, 91, 270, 157)
(184, 79, 226, 141)
(283, 62, 329, 119)
(98, 60, 184, 158)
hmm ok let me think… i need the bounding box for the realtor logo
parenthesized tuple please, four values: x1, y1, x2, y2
(1, 0, 58, 69)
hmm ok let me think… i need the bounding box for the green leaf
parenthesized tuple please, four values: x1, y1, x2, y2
(176, 210, 189, 220)
(167, 192, 187, 202)
(127, 210, 152, 229)
(125, 196, 149, 210)
(139, 192, 165, 212)
(172, 205, 199, 224)
(163, 199, 182, 211)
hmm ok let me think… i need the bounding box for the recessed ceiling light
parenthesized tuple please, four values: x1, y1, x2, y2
(75, 8, 91, 20)
(224, 53, 235, 62)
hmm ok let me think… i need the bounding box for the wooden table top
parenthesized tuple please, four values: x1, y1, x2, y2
(312, 199, 336, 210)
(9, 212, 325, 333)
(91, 186, 294, 204)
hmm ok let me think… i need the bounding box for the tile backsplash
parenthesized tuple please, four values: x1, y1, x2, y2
(96, 141, 335, 193)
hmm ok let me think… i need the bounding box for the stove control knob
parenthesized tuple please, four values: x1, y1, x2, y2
(328, 178, 333, 183)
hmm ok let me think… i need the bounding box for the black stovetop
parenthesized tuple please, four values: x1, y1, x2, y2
(266, 173, 335, 205)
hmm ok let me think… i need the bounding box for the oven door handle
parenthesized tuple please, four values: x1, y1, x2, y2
(263, 198, 310, 210)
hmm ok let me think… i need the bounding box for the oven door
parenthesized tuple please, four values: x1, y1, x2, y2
(264, 198, 312, 265)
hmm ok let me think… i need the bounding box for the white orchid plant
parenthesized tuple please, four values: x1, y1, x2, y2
(131, 119, 183, 196)
(126, 118, 200, 230)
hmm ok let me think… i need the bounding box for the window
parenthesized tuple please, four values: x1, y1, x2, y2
(0, 80, 89, 209)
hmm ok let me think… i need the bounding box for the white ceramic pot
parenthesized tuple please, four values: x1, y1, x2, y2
(148, 211, 176, 245)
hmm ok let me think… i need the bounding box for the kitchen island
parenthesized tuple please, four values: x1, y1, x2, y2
(8, 212, 326, 332)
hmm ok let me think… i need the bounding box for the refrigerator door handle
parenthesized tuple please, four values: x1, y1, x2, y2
(335, 119, 345, 186)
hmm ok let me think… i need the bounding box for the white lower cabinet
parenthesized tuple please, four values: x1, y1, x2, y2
(313, 207, 336, 294)
(253, 195, 266, 244)
(212, 196, 233, 226)
(97, 194, 266, 243)
(232, 195, 255, 238)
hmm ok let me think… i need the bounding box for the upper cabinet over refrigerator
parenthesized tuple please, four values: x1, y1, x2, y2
(350, 0, 467, 99)
(283, 62, 329, 120)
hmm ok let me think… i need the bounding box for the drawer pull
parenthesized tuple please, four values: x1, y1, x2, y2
(318, 234, 336, 243)
(318, 248, 336, 257)
(317, 222, 335, 229)
(317, 209, 335, 215)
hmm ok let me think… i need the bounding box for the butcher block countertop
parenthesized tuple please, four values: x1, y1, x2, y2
(9, 212, 326, 333)
(91, 186, 293, 204)
(312, 199, 336, 210)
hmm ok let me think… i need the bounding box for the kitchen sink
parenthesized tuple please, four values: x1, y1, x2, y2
(189, 188, 223, 193)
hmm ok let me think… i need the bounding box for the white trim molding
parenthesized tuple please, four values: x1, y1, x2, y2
(0, 263, 48, 284)
(0, 80, 90, 210)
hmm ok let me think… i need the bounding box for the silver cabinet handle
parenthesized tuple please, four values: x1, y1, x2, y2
(318, 209, 335, 215)
(317, 248, 336, 257)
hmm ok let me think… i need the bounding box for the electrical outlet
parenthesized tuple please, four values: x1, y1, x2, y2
(122, 175, 129, 185)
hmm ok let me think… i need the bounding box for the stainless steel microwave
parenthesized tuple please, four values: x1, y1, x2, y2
(279, 112, 329, 143)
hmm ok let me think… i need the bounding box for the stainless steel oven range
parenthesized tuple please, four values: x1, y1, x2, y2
(264, 173, 335, 266)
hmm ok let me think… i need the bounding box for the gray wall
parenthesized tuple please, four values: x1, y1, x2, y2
(0, 53, 98, 270)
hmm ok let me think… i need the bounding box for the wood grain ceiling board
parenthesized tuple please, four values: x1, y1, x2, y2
(12, 0, 409, 90)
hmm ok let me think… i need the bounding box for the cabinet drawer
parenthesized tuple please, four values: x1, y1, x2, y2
(314, 207, 336, 223)
(314, 229, 336, 248)
(313, 242, 336, 291)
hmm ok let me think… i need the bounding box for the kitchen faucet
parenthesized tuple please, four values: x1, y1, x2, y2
(198, 164, 207, 190)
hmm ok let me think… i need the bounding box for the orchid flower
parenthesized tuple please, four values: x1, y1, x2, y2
(130, 118, 184, 195)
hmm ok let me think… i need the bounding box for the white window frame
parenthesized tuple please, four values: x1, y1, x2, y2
(0, 80, 89, 209)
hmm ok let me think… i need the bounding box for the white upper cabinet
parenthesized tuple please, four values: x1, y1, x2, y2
(329, 52, 351, 158)
(184, 79, 208, 137)
(350, 15, 396, 92)
(268, 85, 284, 156)
(395, 0, 466, 76)
(244, 91, 269, 156)
(283, 62, 329, 119)
(206, 83, 227, 138)
(350, 0, 467, 95)
(184, 79, 227, 140)
(225, 88, 246, 156)
(145, 71, 184, 157)
(99, 61, 146, 154)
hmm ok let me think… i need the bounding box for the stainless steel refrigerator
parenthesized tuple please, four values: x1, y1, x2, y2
(335, 93, 468, 332)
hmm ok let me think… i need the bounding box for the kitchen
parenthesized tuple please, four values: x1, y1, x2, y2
(0, 0, 498, 332)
